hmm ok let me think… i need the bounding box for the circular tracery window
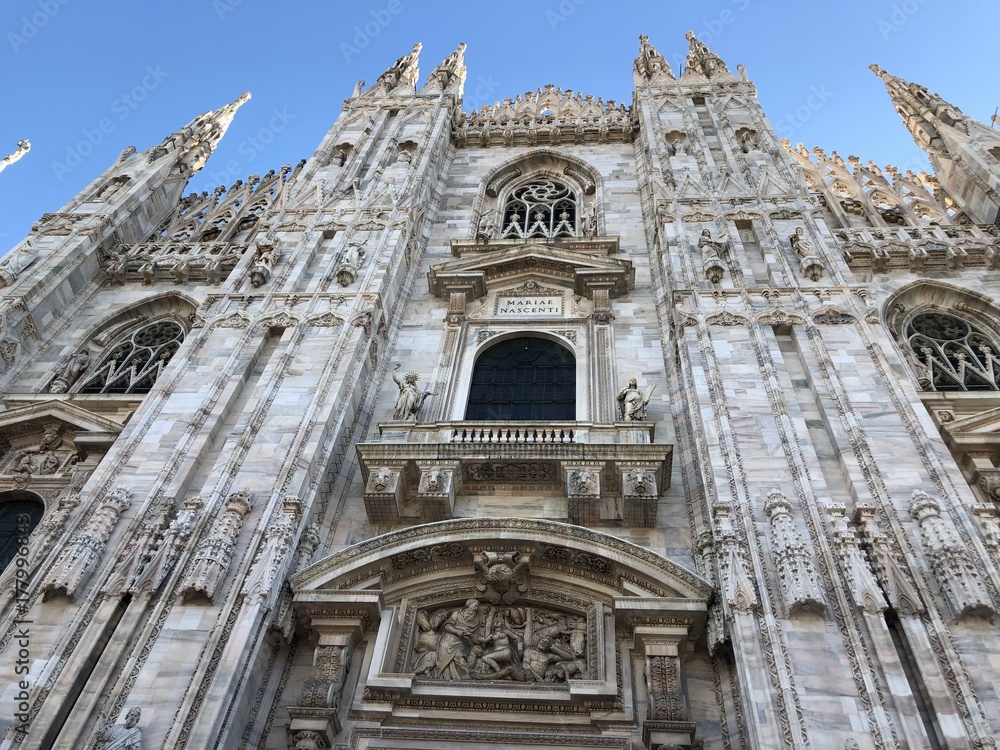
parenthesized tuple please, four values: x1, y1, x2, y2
(907, 312, 1000, 391)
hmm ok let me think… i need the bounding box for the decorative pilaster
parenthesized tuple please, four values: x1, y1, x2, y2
(178, 489, 252, 602)
(764, 490, 825, 615)
(42, 485, 131, 600)
(909, 489, 996, 620)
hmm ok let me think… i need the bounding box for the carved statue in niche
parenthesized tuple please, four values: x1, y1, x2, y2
(474, 550, 530, 604)
(739, 129, 760, 154)
(95, 706, 143, 749)
(411, 599, 587, 683)
(617, 377, 654, 421)
(391, 363, 434, 420)
(697, 228, 727, 260)
(789, 226, 815, 259)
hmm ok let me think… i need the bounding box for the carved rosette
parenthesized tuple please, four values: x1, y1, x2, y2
(178, 489, 252, 602)
(909, 490, 996, 620)
(764, 490, 825, 615)
(42, 485, 131, 599)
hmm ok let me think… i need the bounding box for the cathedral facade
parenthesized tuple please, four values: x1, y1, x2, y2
(1, 33, 1000, 750)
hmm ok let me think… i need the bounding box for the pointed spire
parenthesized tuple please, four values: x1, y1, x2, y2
(149, 92, 251, 175)
(0, 139, 30, 175)
(684, 31, 731, 79)
(424, 42, 467, 95)
(633, 34, 674, 83)
(373, 42, 422, 93)
(870, 64, 968, 152)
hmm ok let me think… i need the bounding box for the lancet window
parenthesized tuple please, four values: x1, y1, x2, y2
(465, 337, 576, 420)
(78, 319, 186, 395)
(501, 181, 577, 240)
(907, 311, 1000, 391)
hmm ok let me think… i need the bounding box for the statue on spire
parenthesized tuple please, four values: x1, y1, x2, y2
(0, 139, 30, 175)
(376, 42, 422, 92)
(633, 35, 674, 82)
(684, 31, 730, 79)
(148, 92, 251, 175)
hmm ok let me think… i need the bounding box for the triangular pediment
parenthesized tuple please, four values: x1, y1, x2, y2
(0, 399, 123, 454)
(428, 242, 634, 300)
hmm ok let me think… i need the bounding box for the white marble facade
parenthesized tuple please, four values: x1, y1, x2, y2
(0, 34, 1000, 750)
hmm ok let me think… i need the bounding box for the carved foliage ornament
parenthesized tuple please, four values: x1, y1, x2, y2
(474, 550, 530, 605)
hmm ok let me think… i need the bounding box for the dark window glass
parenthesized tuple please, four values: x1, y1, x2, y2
(466, 337, 576, 420)
(0, 497, 44, 573)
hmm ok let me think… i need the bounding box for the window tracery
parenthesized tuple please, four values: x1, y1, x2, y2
(906, 311, 1000, 391)
(77, 319, 186, 395)
(501, 181, 577, 240)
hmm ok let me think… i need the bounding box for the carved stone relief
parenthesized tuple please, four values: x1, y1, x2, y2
(411, 599, 587, 683)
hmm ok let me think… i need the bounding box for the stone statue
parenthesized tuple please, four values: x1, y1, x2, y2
(0, 240, 39, 286)
(697, 228, 727, 259)
(38, 426, 63, 452)
(95, 706, 143, 749)
(789, 226, 815, 259)
(391, 364, 433, 420)
(617, 377, 654, 421)
(739, 129, 759, 153)
(0, 139, 30, 175)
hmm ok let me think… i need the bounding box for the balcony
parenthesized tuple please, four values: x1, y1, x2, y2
(357, 421, 671, 528)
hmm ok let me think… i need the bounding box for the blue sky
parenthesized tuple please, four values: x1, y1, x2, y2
(1, 1, 998, 248)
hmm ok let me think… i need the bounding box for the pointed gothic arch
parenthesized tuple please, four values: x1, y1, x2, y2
(471, 150, 604, 241)
(48, 293, 197, 396)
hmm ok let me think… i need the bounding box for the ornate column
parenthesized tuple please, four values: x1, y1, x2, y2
(178, 489, 252, 601)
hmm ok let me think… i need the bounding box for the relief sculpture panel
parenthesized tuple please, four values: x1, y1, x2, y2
(411, 598, 587, 683)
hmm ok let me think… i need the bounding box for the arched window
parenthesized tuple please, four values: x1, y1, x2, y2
(907, 311, 1000, 391)
(0, 494, 44, 573)
(501, 180, 577, 239)
(78, 318, 186, 394)
(465, 337, 575, 420)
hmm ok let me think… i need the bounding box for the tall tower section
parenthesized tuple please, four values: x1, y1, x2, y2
(872, 65, 1000, 225)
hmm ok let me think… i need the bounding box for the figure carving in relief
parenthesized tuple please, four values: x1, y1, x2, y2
(739, 130, 760, 153)
(581, 206, 597, 237)
(0, 240, 39, 286)
(435, 598, 482, 680)
(412, 601, 587, 683)
(391, 363, 434, 420)
(38, 426, 63, 452)
(50, 349, 91, 393)
(617, 377, 654, 421)
(95, 706, 143, 749)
